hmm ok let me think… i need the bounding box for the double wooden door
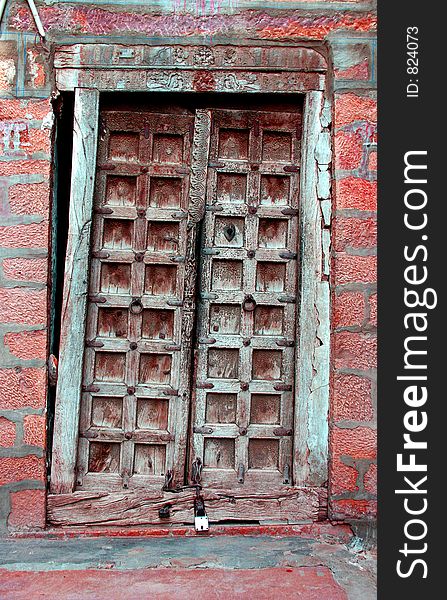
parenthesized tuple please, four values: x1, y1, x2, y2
(75, 101, 302, 510)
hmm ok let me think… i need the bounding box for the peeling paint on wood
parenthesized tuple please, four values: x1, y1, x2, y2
(50, 88, 100, 494)
(294, 91, 330, 487)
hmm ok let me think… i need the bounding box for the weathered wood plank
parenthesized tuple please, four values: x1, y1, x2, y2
(47, 487, 321, 527)
(50, 88, 100, 494)
(294, 90, 330, 487)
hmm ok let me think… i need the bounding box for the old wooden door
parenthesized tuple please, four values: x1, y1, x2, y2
(64, 100, 304, 520)
(76, 108, 197, 493)
(191, 108, 301, 497)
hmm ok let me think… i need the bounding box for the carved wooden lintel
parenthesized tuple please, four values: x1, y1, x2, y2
(54, 45, 327, 93)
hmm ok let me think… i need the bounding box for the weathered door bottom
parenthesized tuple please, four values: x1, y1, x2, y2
(47, 486, 326, 527)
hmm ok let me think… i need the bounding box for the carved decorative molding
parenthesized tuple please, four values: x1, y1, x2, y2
(188, 109, 212, 226)
(54, 44, 327, 92)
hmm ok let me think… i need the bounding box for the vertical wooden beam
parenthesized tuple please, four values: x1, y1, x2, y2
(294, 90, 330, 487)
(50, 88, 100, 494)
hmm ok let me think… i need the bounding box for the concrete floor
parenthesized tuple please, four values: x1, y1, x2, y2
(0, 531, 376, 599)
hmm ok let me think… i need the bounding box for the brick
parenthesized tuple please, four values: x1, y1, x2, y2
(335, 254, 377, 285)
(0, 99, 50, 121)
(259, 14, 376, 40)
(331, 499, 377, 520)
(331, 426, 377, 460)
(333, 291, 365, 328)
(0, 58, 16, 92)
(0, 220, 49, 248)
(330, 458, 358, 496)
(334, 130, 363, 171)
(333, 374, 374, 422)
(363, 463, 377, 495)
(4, 329, 47, 360)
(23, 415, 46, 448)
(368, 150, 377, 171)
(2, 257, 48, 284)
(0, 160, 50, 177)
(335, 217, 377, 252)
(0, 368, 46, 410)
(8, 489, 46, 530)
(26, 49, 47, 89)
(334, 331, 377, 370)
(335, 93, 377, 126)
(335, 60, 369, 81)
(369, 293, 377, 326)
(0, 417, 16, 447)
(8, 181, 50, 216)
(0, 289, 47, 325)
(19, 127, 52, 155)
(0, 455, 45, 486)
(336, 177, 377, 211)
(333, 43, 370, 81)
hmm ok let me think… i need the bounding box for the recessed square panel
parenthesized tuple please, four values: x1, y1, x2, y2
(105, 175, 137, 207)
(91, 397, 123, 428)
(262, 131, 292, 163)
(147, 221, 179, 253)
(204, 438, 235, 469)
(142, 309, 174, 340)
(108, 131, 140, 162)
(252, 350, 282, 381)
(258, 219, 288, 249)
(214, 217, 245, 247)
(260, 176, 290, 206)
(209, 304, 241, 335)
(254, 306, 284, 336)
(144, 264, 177, 296)
(219, 129, 249, 160)
(139, 353, 172, 384)
(250, 394, 281, 425)
(97, 308, 128, 338)
(149, 177, 182, 208)
(94, 352, 126, 383)
(211, 260, 243, 291)
(217, 173, 247, 204)
(103, 219, 133, 250)
(256, 262, 286, 292)
(133, 444, 166, 476)
(208, 348, 239, 379)
(100, 263, 131, 294)
(136, 398, 169, 430)
(248, 439, 279, 470)
(88, 442, 120, 473)
(205, 393, 237, 424)
(152, 134, 183, 164)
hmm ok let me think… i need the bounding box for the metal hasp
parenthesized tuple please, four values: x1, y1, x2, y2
(190, 457, 203, 485)
(194, 493, 209, 533)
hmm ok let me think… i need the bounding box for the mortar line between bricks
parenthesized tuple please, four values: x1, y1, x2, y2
(333, 420, 377, 429)
(1, 479, 45, 493)
(336, 209, 377, 219)
(0, 324, 46, 333)
(0, 408, 45, 419)
(0, 446, 44, 459)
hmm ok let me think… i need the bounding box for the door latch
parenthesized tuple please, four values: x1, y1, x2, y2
(194, 494, 209, 532)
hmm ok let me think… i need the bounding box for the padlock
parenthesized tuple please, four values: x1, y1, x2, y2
(194, 494, 209, 532)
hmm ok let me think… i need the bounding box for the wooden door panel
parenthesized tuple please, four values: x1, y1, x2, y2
(192, 109, 301, 493)
(76, 110, 195, 493)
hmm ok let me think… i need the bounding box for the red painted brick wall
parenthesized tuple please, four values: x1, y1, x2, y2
(0, 0, 377, 531)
